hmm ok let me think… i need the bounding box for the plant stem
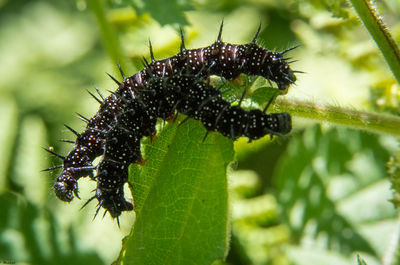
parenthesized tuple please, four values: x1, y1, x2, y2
(87, 0, 127, 72)
(275, 99, 400, 136)
(348, 0, 400, 83)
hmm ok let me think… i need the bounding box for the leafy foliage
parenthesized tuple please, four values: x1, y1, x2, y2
(274, 126, 395, 263)
(0, 0, 399, 265)
(0, 192, 104, 265)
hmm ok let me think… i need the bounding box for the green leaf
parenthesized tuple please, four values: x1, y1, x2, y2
(117, 119, 234, 265)
(251, 86, 279, 106)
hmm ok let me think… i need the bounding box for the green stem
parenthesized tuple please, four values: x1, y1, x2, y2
(348, 0, 400, 83)
(275, 99, 400, 136)
(87, 0, 127, 73)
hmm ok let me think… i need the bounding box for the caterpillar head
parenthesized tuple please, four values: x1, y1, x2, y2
(275, 62, 296, 91)
(53, 170, 79, 202)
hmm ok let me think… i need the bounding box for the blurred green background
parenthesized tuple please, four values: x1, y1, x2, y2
(0, 0, 399, 264)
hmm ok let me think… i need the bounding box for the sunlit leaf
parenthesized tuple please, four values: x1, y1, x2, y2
(117, 119, 234, 265)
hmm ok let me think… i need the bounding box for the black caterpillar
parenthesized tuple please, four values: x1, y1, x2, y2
(44, 23, 297, 224)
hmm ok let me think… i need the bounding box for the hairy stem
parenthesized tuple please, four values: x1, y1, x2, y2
(275, 99, 400, 136)
(348, 0, 400, 83)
